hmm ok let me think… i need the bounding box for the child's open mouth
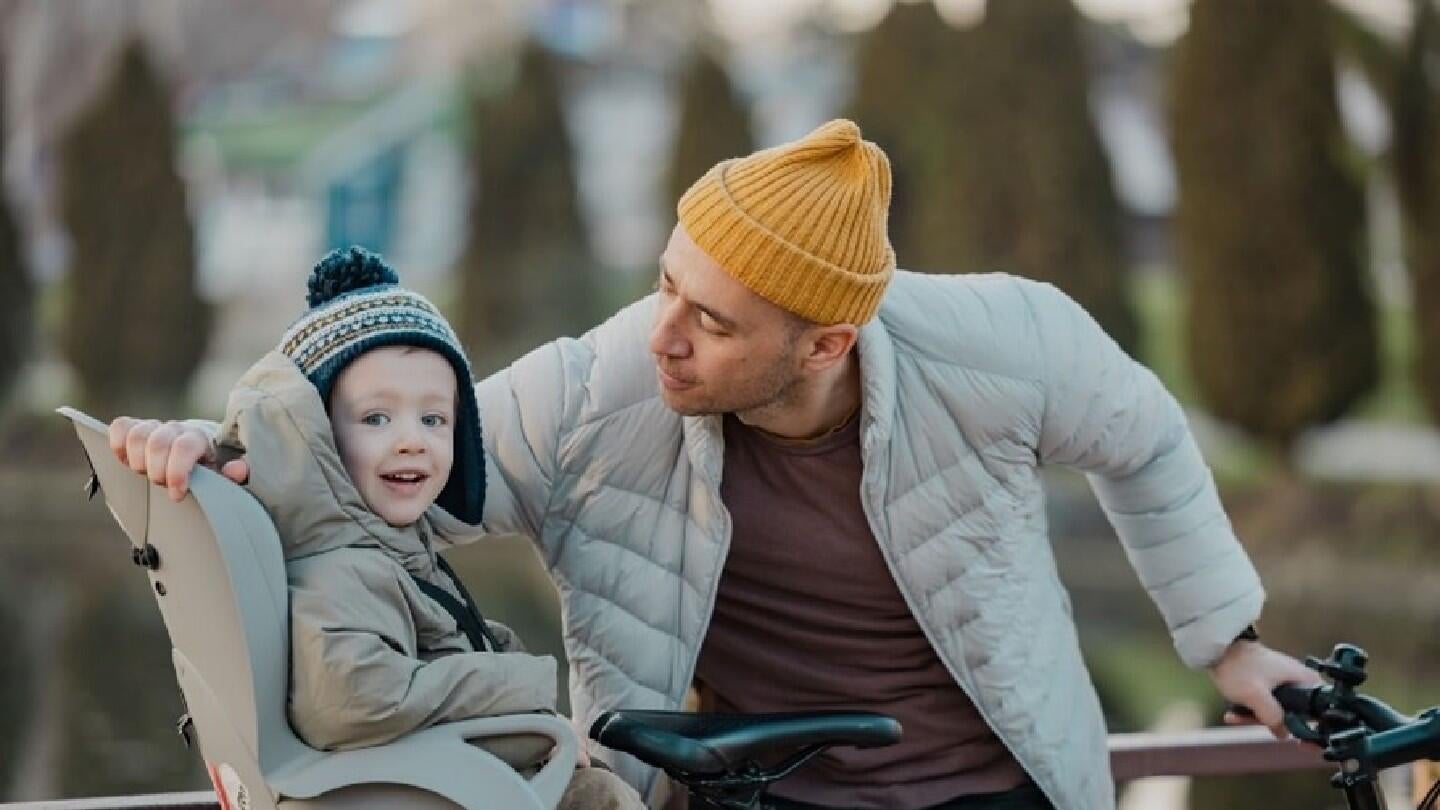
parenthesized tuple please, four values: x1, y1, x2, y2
(380, 471, 429, 494)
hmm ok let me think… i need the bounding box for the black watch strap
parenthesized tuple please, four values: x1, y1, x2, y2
(1235, 624, 1260, 642)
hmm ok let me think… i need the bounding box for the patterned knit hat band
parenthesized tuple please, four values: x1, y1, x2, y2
(279, 287, 467, 380)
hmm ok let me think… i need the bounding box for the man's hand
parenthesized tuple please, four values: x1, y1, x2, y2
(108, 417, 249, 501)
(1209, 640, 1321, 739)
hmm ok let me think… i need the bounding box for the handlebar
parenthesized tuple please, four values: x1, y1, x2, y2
(1225, 644, 1440, 807)
(1271, 682, 1417, 733)
(1243, 646, 1440, 782)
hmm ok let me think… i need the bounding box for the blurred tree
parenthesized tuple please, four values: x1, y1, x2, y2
(58, 40, 209, 416)
(457, 44, 596, 373)
(1172, 0, 1377, 456)
(666, 48, 754, 212)
(847, 0, 1137, 354)
(0, 57, 32, 411)
(1392, 0, 1440, 424)
(0, 594, 25, 795)
(846, 2, 951, 276)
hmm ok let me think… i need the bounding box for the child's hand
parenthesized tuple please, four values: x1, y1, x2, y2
(109, 417, 250, 501)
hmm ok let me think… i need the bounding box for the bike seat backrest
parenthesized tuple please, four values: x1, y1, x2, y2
(62, 408, 309, 773)
(590, 710, 902, 777)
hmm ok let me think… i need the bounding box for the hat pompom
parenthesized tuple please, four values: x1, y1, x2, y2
(306, 246, 400, 308)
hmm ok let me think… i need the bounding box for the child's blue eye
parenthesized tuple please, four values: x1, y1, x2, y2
(361, 413, 389, 426)
(421, 413, 449, 428)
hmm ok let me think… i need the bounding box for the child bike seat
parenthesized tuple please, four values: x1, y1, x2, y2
(60, 407, 578, 810)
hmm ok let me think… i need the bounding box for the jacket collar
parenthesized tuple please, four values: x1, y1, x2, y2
(856, 314, 896, 452)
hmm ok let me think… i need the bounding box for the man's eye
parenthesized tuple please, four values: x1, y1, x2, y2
(422, 413, 449, 428)
(361, 413, 389, 426)
(699, 313, 725, 334)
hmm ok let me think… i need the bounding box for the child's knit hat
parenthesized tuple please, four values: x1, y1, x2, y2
(277, 246, 485, 524)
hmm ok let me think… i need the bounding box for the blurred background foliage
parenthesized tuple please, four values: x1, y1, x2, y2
(0, 52, 29, 415)
(58, 40, 212, 417)
(1173, 0, 1377, 457)
(666, 44, 754, 223)
(0, 0, 1437, 807)
(849, 0, 1137, 353)
(457, 41, 597, 373)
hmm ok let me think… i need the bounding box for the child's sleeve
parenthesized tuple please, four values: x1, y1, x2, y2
(483, 620, 529, 653)
(286, 556, 559, 753)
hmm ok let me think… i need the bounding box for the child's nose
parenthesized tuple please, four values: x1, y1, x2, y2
(394, 423, 426, 453)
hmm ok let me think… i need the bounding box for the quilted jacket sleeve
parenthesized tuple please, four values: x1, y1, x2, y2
(1020, 280, 1264, 669)
(474, 341, 581, 540)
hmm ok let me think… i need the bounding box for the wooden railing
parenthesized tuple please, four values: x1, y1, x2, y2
(0, 726, 1337, 809)
(1108, 725, 1326, 780)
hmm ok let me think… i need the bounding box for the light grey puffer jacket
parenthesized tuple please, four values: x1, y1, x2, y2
(476, 271, 1265, 809)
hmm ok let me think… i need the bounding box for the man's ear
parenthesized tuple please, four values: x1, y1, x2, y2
(801, 324, 859, 372)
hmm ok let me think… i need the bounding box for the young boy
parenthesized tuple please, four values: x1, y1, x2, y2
(215, 246, 642, 810)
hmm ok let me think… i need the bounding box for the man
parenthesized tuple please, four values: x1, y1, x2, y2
(112, 119, 1315, 810)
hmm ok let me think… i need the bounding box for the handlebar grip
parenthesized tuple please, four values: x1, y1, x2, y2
(1273, 683, 1319, 716)
(1226, 683, 1319, 721)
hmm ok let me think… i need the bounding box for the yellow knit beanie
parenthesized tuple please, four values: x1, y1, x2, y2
(676, 118, 895, 325)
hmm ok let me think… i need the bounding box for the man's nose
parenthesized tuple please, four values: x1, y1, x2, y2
(649, 300, 691, 359)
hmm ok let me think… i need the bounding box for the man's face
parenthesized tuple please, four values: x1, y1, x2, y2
(329, 346, 456, 526)
(649, 225, 805, 416)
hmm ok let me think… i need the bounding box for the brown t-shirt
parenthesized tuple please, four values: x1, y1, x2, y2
(694, 413, 1027, 809)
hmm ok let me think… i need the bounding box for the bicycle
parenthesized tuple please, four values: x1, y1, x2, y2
(1234, 643, 1439, 810)
(590, 642, 1440, 810)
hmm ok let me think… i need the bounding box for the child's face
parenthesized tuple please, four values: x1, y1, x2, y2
(329, 346, 457, 527)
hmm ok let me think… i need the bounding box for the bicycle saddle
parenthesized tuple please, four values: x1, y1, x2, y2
(589, 711, 901, 776)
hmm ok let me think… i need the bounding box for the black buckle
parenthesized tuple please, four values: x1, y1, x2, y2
(132, 544, 161, 570)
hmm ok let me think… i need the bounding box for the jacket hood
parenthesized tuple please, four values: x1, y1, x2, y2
(218, 351, 484, 579)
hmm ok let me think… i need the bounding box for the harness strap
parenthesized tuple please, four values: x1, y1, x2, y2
(411, 555, 502, 653)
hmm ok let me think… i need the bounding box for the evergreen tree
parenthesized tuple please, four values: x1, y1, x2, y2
(0, 56, 32, 410)
(847, 0, 1136, 353)
(458, 44, 595, 373)
(845, 2, 954, 277)
(58, 40, 209, 416)
(667, 49, 754, 212)
(1172, 0, 1377, 453)
(1392, 0, 1440, 423)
